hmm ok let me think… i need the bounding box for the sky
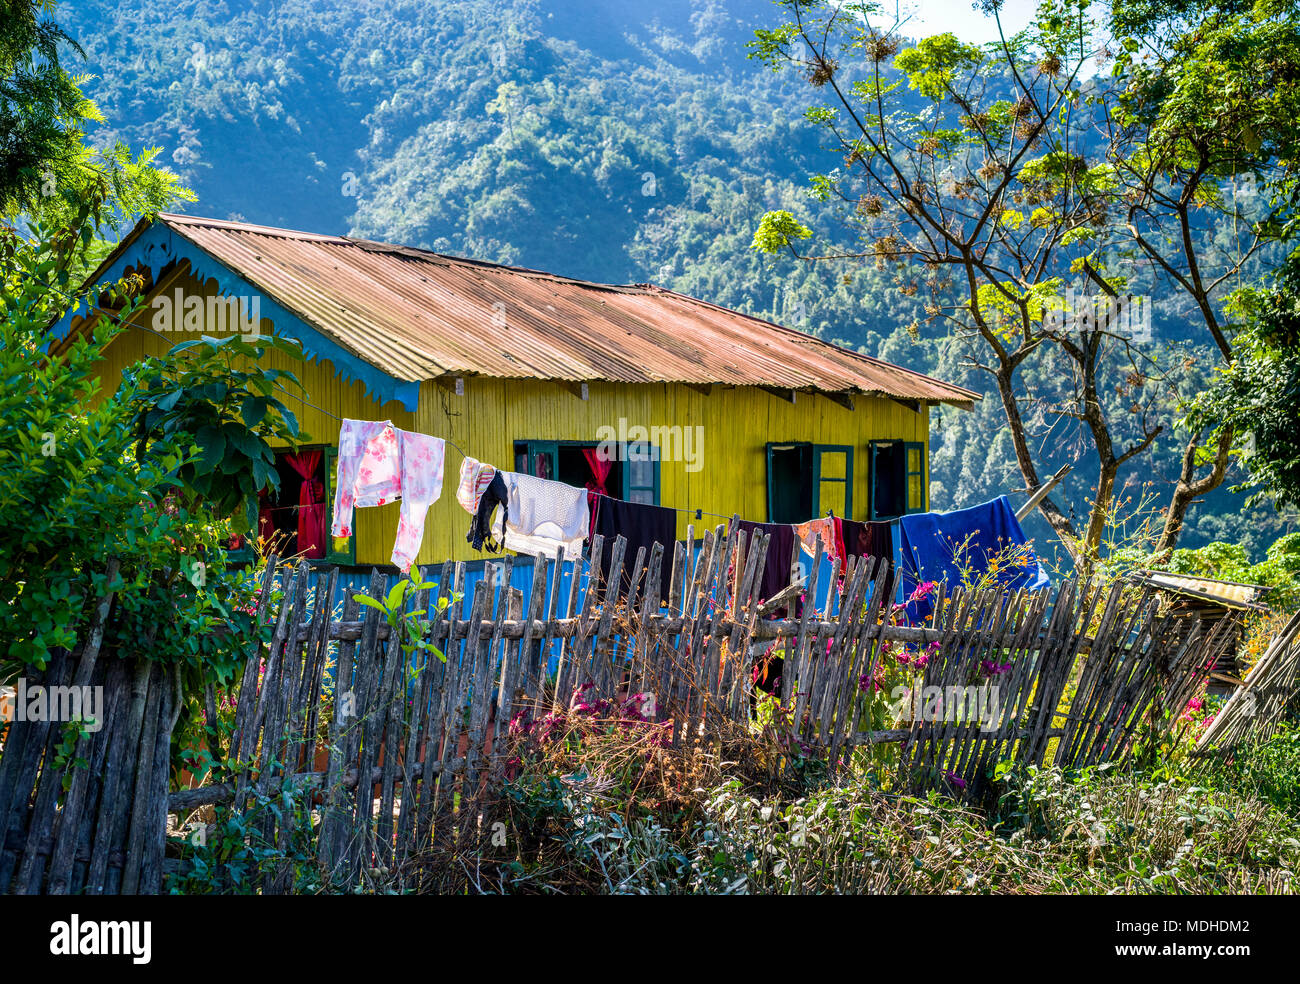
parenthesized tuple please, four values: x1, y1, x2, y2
(872, 0, 1042, 42)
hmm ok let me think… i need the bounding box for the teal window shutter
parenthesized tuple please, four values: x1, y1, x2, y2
(623, 441, 659, 504)
(904, 441, 926, 513)
(811, 444, 853, 519)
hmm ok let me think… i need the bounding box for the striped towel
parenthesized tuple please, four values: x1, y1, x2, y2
(456, 456, 497, 514)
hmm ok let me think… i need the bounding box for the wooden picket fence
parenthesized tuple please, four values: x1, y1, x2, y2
(0, 560, 183, 896)
(160, 523, 1233, 889)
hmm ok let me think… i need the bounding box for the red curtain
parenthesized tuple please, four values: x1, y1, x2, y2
(583, 447, 615, 518)
(583, 447, 614, 494)
(284, 450, 326, 559)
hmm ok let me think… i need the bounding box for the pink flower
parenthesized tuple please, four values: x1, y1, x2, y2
(908, 580, 937, 603)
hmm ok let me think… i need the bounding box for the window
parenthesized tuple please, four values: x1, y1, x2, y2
(322, 445, 356, 565)
(226, 444, 354, 565)
(765, 443, 854, 523)
(513, 440, 659, 504)
(869, 440, 926, 519)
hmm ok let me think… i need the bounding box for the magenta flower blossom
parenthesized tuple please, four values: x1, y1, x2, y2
(908, 580, 937, 603)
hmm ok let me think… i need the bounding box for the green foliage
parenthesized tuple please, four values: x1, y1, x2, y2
(1187, 249, 1300, 512)
(894, 33, 985, 101)
(491, 766, 1300, 893)
(750, 209, 812, 253)
(1099, 532, 1300, 607)
(1197, 721, 1300, 816)
(353, 574, 452, 662)
(0, 1, 193, 235)
(167, 775, 322, 894)
(0, 218, 283, 681)
(124, 333, 309, 533)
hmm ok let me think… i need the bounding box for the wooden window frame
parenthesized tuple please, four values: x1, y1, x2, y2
(868, 439, 927, 520)
(765, 442, 855, 522)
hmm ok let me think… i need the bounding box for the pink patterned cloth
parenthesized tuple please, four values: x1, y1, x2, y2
(390, 430, 445, 572)
(331, 418, 446, 572)
(331, 419, 399, 539)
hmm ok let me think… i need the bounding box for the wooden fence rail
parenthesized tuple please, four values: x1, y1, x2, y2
(164, 525, 1229, 888)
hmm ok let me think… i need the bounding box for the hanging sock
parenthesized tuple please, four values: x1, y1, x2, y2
(501, 471, 589, 561)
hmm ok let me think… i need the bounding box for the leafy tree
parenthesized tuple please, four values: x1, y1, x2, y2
(0, 0, 192, 238)
(1187, 249, 1300, 512)
(749, 0, 1300, 566)
(2, 208, 305, 690)
(126, 333, 308, 534)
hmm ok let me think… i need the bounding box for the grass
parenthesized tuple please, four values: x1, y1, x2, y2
(423, 714, 1300, 895)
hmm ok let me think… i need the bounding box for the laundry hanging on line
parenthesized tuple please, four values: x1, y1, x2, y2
(456, 456, 496, 514)
(897, 494, 1051, 623)
(590, 493, 677, 600)
(837, 517, 895, 602)
(330, 418, 446, 573)
(501, 470, 590, 562)
(793, 516, 840, 567)
(734, 519, 801, 616)
(457, 456, 508, 552)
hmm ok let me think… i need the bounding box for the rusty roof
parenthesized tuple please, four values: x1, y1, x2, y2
(1133, 571, 1273, 611)
(82, 213, 979, 407)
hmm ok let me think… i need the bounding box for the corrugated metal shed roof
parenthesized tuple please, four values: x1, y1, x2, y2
(1134, 571, 1272, 611)
(90, 213, 980, 406)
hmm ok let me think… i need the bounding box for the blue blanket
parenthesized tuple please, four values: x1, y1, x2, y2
(898, 495, 1051, 623)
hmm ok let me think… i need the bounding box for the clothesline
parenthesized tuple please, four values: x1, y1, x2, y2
(42, 275, 1051, 603)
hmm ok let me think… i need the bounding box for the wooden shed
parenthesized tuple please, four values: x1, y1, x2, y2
(1130, 571, 1272, 695)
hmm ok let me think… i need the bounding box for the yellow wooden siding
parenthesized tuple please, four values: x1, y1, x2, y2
(85, 271, 414, 566)
(413, 377, 928, 567)
(87, 269, 930, 568)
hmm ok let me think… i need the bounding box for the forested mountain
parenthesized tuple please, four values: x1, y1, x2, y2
(63, 0, 1298, 559)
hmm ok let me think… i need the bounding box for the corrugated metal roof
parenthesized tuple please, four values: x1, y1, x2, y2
(107, 213, 980, 406)
(1135, 572, 1272, 611)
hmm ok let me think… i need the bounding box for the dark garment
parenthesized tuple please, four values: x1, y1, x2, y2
(838, 518, 893, 563)
(466, 471, 508, 552)
(735, 520, 800, 615)
(590, 494, 677, 600)
(838, 517, 896, 609)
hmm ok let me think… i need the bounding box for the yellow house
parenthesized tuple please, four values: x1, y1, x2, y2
(54, 213, 977, 571)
